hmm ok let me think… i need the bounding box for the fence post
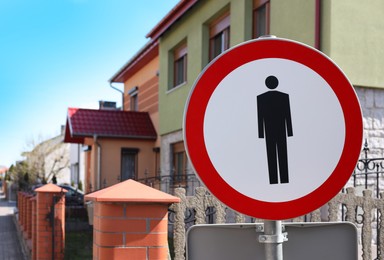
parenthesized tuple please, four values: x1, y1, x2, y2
(361, 189, 374, 260)
(25, 194, 33, 254)
(31, 196, 37, 260)
(85, 179, 180, 260)
(18, 192, 24, 228)
(35, 184, 67, 260)
(23, 194, 32, 240)
(22, 194, 31, 238)
(173, 188, 187, 260)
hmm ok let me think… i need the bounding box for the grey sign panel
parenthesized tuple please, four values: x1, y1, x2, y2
(186, 222, 358, 260)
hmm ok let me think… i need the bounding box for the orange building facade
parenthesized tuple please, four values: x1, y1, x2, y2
(65, 41, 160, 193)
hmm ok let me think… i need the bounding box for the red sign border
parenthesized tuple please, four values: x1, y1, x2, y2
(183, 38, 363, 220)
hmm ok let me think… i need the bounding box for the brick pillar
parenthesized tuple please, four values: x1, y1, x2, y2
(24, 194, 33, 240)
(31, 196, 37, 260)
(18, 192, 24, 228)
(85, 180, 180, 260)
(35, 184, 67, 260)
(23, 194, 30, 235)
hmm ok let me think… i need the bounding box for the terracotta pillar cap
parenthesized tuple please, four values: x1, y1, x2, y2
(35, 183, 67, 193)
(85, 179, 180, 203)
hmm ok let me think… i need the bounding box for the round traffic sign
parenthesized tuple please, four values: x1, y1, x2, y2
(183, 37, 363, 220)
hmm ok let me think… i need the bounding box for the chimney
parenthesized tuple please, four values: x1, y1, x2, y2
(99, 101, 117, 110)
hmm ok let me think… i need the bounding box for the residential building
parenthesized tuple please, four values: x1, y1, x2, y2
(64, 104, 157, 194)
(75, 0, 383, 195)
(109, 39, 163, 188)
(0, 166, 7, 180)
(24, 132, 70, 185)
(141, 0, 384, 194)
(65, 40, 161, 194)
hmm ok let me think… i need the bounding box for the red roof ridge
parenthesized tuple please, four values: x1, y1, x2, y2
(68, 107, 148, 113)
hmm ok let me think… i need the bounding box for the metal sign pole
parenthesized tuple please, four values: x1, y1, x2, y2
(259, 220, 287, 260)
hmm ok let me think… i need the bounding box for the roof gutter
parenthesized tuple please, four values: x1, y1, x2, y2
(109, 82, 124, 111)
(146, 0, 199, 41)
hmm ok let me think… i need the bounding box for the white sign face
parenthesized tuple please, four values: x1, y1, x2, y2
(204, 58, 345, 202)
(183, 38, 363, 220)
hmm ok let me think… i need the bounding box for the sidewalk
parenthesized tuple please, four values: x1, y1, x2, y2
(0, 191, 27, 260)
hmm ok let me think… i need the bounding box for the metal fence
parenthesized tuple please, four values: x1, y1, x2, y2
(166, 142, 384, 260)
(64, 205, 92, 259)
(169, 186, 383, 260)
(351, 140, 384, 196)
(344, 140, 384, 259)
(136, 173, 202, 196)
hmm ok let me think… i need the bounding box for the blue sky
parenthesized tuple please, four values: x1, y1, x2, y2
(0, 0, 179, 168)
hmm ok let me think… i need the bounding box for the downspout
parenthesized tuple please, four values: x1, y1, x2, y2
(93, 135, 102, 190)
(109, 82, 124, 110)
(315, 0, 322, 50)
(77, 143, 80, 185)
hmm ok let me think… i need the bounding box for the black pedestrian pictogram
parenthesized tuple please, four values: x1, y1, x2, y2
(257, 76, 293, 184)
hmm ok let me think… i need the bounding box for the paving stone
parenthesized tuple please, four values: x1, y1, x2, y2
(0, 192, 26, 260)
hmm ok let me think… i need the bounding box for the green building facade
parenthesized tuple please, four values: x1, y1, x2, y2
(147, 0, 384, 185)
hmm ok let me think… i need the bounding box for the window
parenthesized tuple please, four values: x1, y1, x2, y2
(253, 0, 270, 38)
(209, 12, 230, 61)
(130, 94, 138, 111)
(172, 142, 187, 185)
(71, 163, 79, 185)
(173, 43, 187, 88)
(121, 148, 139, 181)
(128, 86, 138, 111)
(153, 147, 160, 177)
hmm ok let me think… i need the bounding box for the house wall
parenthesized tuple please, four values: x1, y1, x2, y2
(356, 86, 384, 157)
(321, 0, 384, 88)
(99, 138, 156, 187)
(85, 150, 91, 193)
(83, 137, 157, 191)
(89, 139, 98, 191)
(42, 141, 70, 185)
(124, 56, 160, 147)
(159, 0, 256, 136)
(270, 0, 317, 47)
(69, 144, 85, 188)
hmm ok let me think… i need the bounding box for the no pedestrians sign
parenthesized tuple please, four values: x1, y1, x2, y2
(183, 37, 363, 220)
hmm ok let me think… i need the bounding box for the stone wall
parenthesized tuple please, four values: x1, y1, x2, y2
(160, 130, 193, 176)
(355, 86, 384, 157)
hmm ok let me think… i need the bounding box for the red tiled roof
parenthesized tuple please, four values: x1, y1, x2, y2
(64, 108, 157, 144)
